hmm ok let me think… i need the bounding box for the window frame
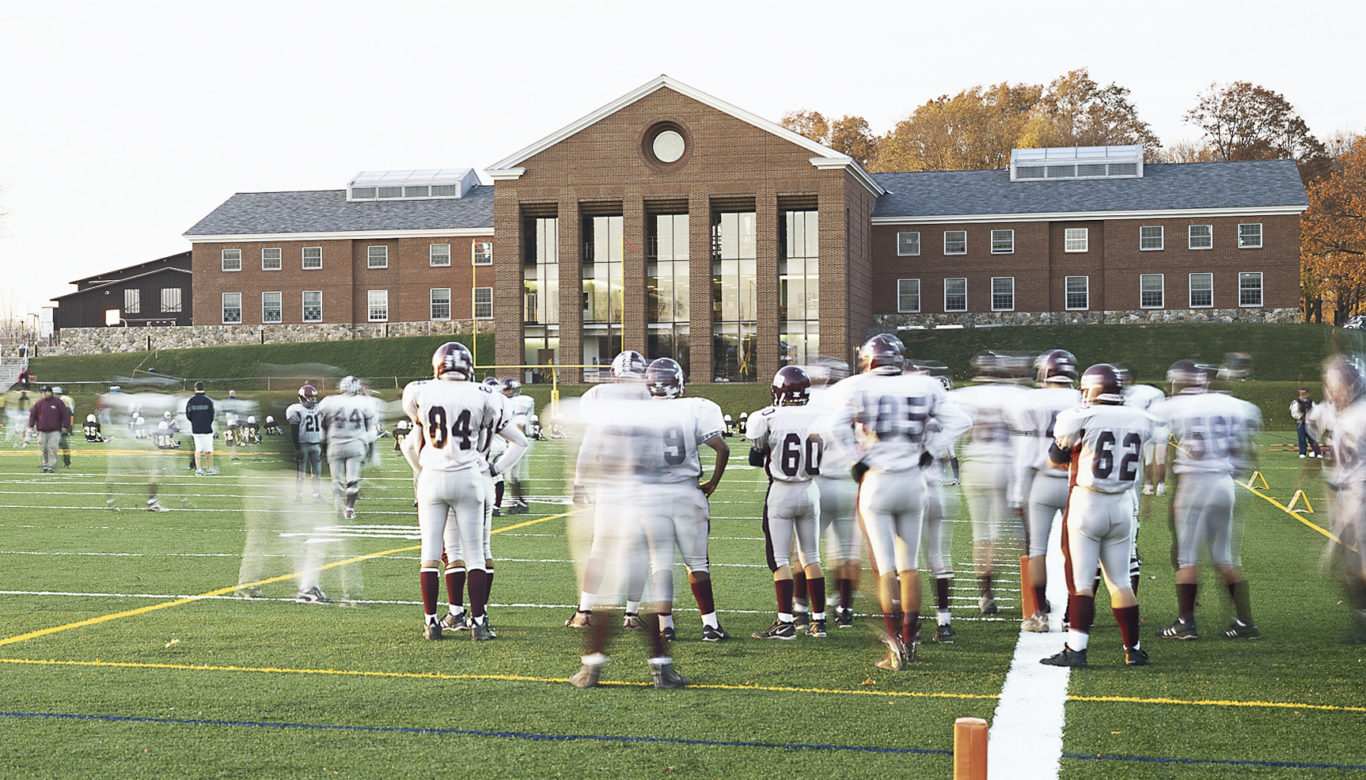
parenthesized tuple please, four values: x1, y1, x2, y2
(1139, 225, 1164, 251)
(160, 287, 182, 313)
(1239, 271, 1263, 307)
(261, 247, 282, 271)
(302, 246, 322, 270)
(124, 288, 140, 315)
(474, 287, 493, 320)
(990, 276, 1015, 312)
(896, 231, 921, 257)
(944, 277, 968, 313)
(897, 278, 921, 313)
(473, 241, 493, 266)
(1139, 274, 1165, 309)
(367, 246, 389, 269)
(261, 291, 282, 324)
(990, 229, 1014, 254)
(429, 287, 452, 321)
(221, 248, 241, 272)
(1064, 275, 1089, 311)
(302, 290, 322, 323)
(1064, 227, 1089, 253)
(1189, 224, 1213, 250)
(1238, 223, 1263, 249)
(429, 244, 451, 268)
(1189, 272, 1214, 309)
(943, 230, 967, 256)
(367, 289, 389, 322)
(221, 292, 242, 324)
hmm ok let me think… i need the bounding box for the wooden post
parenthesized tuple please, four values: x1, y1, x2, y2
(1020, 555, 1036, 618)
(953, 717, 988, 780)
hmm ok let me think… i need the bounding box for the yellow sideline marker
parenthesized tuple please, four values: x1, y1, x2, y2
(1285, 490, 1314, 514)
(1244, 471, 1269, 490)
(953, 717, 988, 780)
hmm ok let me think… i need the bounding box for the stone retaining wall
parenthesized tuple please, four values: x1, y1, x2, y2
(49, 320, 477, 355)
(872, 307, 1299, 332)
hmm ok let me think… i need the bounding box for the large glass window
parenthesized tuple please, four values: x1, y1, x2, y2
(991, 277, 1014, 311)
(523, 215, 560, 379)
(897, 279, 921, 313)
(1190, 273, 1213, 308)
(1239, 272, 1263, 306)
(1065, 276, 1088, 310)
(1140, 274, 1164, 308)
(262, 291, 282, 323)
(945, 278, 967, 312)
(583, 215, 625, 377)
(302, 291, 322, 322)
(222, 292, 242, 324)
(430, 288, 451, 320)
(368, 290, 388, 321)
(780, 209, 819, 366)
(712, 210, 757, 382)
(648, 213, 690, 377)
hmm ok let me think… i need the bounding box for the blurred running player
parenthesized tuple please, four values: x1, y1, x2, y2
(318, 376, 377, 521)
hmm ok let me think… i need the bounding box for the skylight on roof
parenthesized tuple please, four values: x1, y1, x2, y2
(1010, 145, 1143, 182)
(347, 169, 480, 201)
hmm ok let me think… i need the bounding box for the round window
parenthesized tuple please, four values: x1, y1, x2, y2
(651, 129, 686, 164)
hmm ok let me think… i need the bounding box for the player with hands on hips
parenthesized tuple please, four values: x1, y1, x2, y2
(286, 385, 324, 501)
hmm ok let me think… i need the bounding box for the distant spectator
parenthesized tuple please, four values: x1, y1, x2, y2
(28, 386, 71, 474)
(18, 368, 36, 391)
(185, 381, 217, 475)
(1290, 388, 1324, 459)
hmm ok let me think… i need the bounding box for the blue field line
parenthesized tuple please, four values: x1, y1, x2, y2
(0, 711, 949, 756)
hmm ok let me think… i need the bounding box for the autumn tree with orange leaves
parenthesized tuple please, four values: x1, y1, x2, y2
(1301, 135, 1366, 323)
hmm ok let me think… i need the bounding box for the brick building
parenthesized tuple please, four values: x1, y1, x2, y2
(182, 75, 1308, 383)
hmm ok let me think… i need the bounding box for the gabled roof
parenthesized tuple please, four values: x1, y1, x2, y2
(53, 265, 191, 301)
(184, 187, 494, 240)
(486, 74, 885, 197)
(69, 251, 191, 286)
(871, 159, 1308, 223)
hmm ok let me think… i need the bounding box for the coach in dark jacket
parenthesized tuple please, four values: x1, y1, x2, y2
(28, 386, 71, 473)
(185, 382, 217, 475)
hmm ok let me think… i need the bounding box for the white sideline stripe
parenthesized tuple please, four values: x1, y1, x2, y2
(987, 517, 1069, 779)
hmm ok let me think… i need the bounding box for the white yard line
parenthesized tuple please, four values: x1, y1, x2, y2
(987, 516, 1070, 780)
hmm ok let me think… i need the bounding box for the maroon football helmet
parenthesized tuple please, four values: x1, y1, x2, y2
(859, 333, 906, 376)
(432, 341, 474, 381)
(297, 384, 318, 408)
(646, 358, 686, 398)
(1036, 349, 1079, 385)
(1080, 363, 1123, 405)
(1167, 359, 1216, 395)
(771, 366, 812, 406)
(610, 350, 648, 380)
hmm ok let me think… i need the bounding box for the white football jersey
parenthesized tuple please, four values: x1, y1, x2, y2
(317, 394, 376, 445)
(950, 382, 1026, 463)
(573, 382, 652, 485)
(822, 372, 971, 471)
(1053, 404, 1157, 494)
(1149, 391, 1261, 476)
(285, 402, 323, 445)
(1123, 383, 1165, 411)
(403, 380, 509, 473)
(807, 386, 856, 474)
(1011, 386, 1083, 474)
(1329, 398, 1366, 487)
(505, 393, 535, 430)
(746, 403, 825, 483)
(635, 397, 725, 484)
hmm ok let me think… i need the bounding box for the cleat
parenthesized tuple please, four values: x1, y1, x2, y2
(1124, 646, 1150, 666)
(751, 619, 797, 640)
(1158, 619, 1198, 640)
(565, 610, 592, 628)
(875, 638, 908, 671)
(569, 663, 601, 688)
(423, 621, 442, 640)
(1040, 645, 1087, 667)
(1155, 483, 1165, 495)
(146, 501, 166, 512)
(295, 586, 332, 604)
(205, 468, 218, 475)
(343, 507, 356, 520)
(934, 623, 956, 644)
(470, 618, 496, 641)
(807, 619, 827, 638)
(483, 614, 497, 638)
(1022, 612, 1050, 633)
(650, 661, 688, 689)
(1142, 484, 1154, 495)
(792, 612, 811, 629)
(195, 470, 206, 476)
(234, 586, 264, 599)
(1221, 621, 1261, 639)
(835, 608, 854, 628)
(979, 596, 998, 615)
(622, 612, 643, 630)
(440, 611, 470, 632)
(702, 624, 731, 642)
(491, 507, 501, 517)
(659, 626, 676, 642)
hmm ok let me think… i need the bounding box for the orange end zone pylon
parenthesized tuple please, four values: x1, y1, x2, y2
(1019, 555, 1037, 618)
(953, 717, 989, 780)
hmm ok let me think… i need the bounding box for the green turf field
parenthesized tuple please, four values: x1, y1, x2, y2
(0, 428, 1363, 777)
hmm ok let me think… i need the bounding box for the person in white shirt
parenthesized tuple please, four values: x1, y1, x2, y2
(501, 378, 536, 513)
(318, 377, 377, 521)
(1320, 355, 1366, 641)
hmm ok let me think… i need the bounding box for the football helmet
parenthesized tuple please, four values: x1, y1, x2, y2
(432, 342, 474, 381)
(907, 360, 951, 390)
(1167, 359, 1213, 395)
(1080, 363, 1124, 405)
(163, 411, 173, 420)
(339, 376, 362, 395)
(158, 421, 169, 431)
(247, 416, 256, 425)
(1113, 363, 1134, 387)
(87, 414, 97, 423)
(483, 376, 500, 387)
(1324, 354, 1366, 410)
(772, 365, 812, 407)
(1036, 349, 1079, 385)
(646, 358, 686, 399)
(298, 384, 319, 407)
(610, 350, 648, 381)
(859, 333, 906, 376)
(265, 415, 275, 425)
(501, 377, 522, 396)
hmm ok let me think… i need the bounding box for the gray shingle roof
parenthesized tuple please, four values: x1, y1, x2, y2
(184, 187, 494, 236)
(871, 159, 1308, 219)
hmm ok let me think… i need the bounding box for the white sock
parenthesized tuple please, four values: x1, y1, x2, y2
(701, 612, 719, 629)
(660, 614, 675, 630)
(581, 652, 608, 666)
(813, 611, 826, 621)
(937, 610, 951, 626)
(777, 612, 793, 623)
(425, 613, 438, 625)
(1067, 629, 1089, 651)
(625, 600, 640, 614)
(578, 592, 595, 612)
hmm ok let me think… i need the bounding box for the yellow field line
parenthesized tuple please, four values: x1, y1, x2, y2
(0, 511, 572, 648)
(1241, 485, 1345, 547)
(2, 656, 1360, 714)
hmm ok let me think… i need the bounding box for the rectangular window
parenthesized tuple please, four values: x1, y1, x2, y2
(222, 292, 242, 324)
(302, 291, 322, 323)
(160, 287, 182, 313)
(430, 287, 451, 320)
(473, 241, 493, 265)
(1238, 223, 1263, 249)
(1239, 272, 1263, 306)
(1140, 225, 1164, 251)
(991, 229, 1014, 254)
(302, 246, 322, 269)
(367, 246, 388, 269)
(124, 289, 140, 314)
(944, 230, 967, 255)
(1065, 227, 1089, 253)
(991, 277, 1014, 311)
(1065, 276, 1089, 310)
(221, 248, 241, 272)
(944, 278, 967, 312)
(1140, 274, 1164, 309)
(897, 231, 920, 256)
(474, 287, 493, 319)
(262, 291, 282, 323)
(1189, 273, 1213, 308)
(897, 279, 921, 313)
(429, 244, 451, 267)
(262, 247, 282, 271)
(368, 290, 388, 321)
(1189, 224, 1213, 250)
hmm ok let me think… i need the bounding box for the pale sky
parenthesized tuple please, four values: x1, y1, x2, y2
(2, 0, 1362, 328)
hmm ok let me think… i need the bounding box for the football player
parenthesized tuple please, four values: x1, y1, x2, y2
(806, 359, 860, 627)
(243, 415, 261, 444)
(1149, 360, 1263, 640)
(263, 415, 283, 436)
(501, 378, 536, 514)
(153, 420, 179, 450)
(318, 376, 377, 521)
(567, 351, 652, 630)
(822, 334, 971, 670)
(1011, 349, 1081, 632)
(1040, 364, 1156, 668)
(286, 385, 324, 502)
(1321, 355, 1366, 640)
(639, 357, 732, 643)
(404, 342, 527, 641)
(84, 414, 108, 443)
(747, 365, 827, 639)
(1116, 365, 1168, 496)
